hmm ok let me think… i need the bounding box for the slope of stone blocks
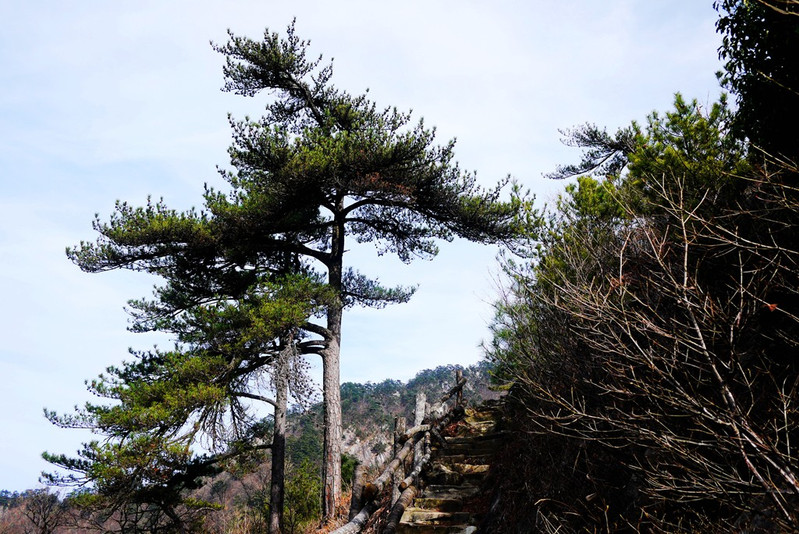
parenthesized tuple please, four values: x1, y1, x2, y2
(396, 399, 504, 534)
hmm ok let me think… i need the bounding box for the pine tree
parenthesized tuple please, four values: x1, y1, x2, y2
(56, 22, 523, 522)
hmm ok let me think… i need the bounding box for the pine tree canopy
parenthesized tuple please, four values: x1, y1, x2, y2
(52, 21, 525, 523)
(67, 22, 522, 291)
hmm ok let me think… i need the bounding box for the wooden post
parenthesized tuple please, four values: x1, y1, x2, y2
(456, 369, 463, 406)
(392, 473, 401, 505)
(393, 416, 406, 458)
(413, 392, 426, 473)
(414, 392, 427, 427)
(392, 416, 406, 506)
(348, 462, 366, 521)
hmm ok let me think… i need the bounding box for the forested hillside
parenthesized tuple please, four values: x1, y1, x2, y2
(304, 361, 497, 467)
(0, 363, 497, 533)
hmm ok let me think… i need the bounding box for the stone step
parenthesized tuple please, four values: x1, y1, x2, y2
(400, 508, 472, 525)
(422, 485, 481, 499)
(426, 464, 490, 486)
(463, 408, 502, 423)
(435, 439, 502, 455)
(448, 463, 490, 475)
(412, 496, 464, 513)
(396, 523, 477, 534)
(397, 400, 503, 534)
(453, 420, 498, 437)
(443, 433, 504, 445)
(440, 436, 502, 446)
(434, 453, 494, 465)
(464, 409, 500, 419)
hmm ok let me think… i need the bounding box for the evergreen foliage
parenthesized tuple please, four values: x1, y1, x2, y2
(715, 0, 799, 159)
(4, 360, 493, 532)
(489, 88, 799, 530)
(48, 21, 522, 527)
(486, 6, 799, 526)
(282, 460, 321, 534)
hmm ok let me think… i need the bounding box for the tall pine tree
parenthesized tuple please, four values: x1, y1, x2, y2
(59, 22, 523, 521)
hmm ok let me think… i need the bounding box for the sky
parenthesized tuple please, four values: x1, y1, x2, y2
(0, 1, 725, 493)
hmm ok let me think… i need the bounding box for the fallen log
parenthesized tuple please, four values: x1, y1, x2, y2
(383, 485, 417, 534)
(399, 450, 430, 490)
(361, 434, 418, 500)
(400, 424, 430, 442)
(329, 501, 376, 534)
(348, 463, 367, 521)
(439, 375, 467, 405)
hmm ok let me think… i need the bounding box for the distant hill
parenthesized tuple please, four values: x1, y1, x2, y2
(191, 361, 502, 532)
(284, 360, 500, 469)
(0, 361, 500, 533)
(340, 361, 500, 466)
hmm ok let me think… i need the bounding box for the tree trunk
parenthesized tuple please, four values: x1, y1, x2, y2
(322, 206, 345, 521)
(269, 347, 289, 534)
(321, 335, 342, 520)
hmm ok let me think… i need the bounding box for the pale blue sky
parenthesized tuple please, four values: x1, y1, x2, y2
(0, 1, 724, 492)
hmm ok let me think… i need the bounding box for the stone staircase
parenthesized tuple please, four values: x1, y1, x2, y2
(396, 399, 504, 533)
